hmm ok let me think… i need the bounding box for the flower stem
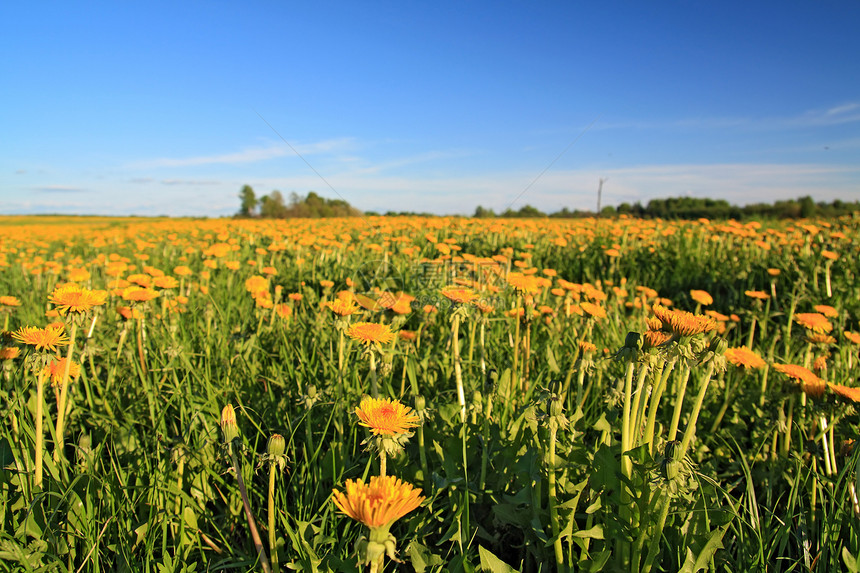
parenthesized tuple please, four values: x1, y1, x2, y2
(34, 369, 47, 489)
(678, 363, 716, 460)
(54, 321, 78, 462)
(229, 442, 272, 573)
(268, 462, 279, 573)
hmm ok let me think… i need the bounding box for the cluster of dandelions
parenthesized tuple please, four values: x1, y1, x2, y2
(332, 396, 424, 572)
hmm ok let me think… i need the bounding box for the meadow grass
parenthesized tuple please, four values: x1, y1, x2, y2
(0, 214, 858, 572)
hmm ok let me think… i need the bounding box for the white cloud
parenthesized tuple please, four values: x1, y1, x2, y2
(128, 138, 358, 169)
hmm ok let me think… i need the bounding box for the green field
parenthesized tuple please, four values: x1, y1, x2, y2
(1, 214, 859, 572)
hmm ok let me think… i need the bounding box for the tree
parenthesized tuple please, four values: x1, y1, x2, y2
(259, 190, 288, 218)
(238, 185, 258, 217)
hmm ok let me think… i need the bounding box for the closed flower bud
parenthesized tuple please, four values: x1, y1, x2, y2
(220, 404, 239, 443)
(267, 433, 285, 457)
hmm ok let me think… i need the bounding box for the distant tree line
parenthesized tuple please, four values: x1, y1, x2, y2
(470, 196, 860, 220)
(237, 186, 361, 218)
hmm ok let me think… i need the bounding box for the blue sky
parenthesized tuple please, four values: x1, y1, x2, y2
(3, 2, 859, 217)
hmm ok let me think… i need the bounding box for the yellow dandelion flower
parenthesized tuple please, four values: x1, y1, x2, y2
(48, 283, 107, 315)
(122, 286, 160, 303)
(805, 332, 836, 345)
(347, 322, 395, 347)
(11, 325, 70, 353)
(355, 396, 420, 436)
(440, 286, 479, 304)
(580, 301, 606, 319)
(772, 363, 826, 398)
(42, 356, 81, 386)
(725, 346, 766, 369)
(690, 290, 713, 306)
(0, 296, 21, 307)
(813, 304, 838, 318)
(795, 312, 833, 334)
(327, 298, 361, 317)
(744, 290, 770, 300)
(844, 331, 860, 345)
(332, 475, 424, 529)
(651, 304, 716, 337)
(828, 383, 860, 403)
(506, 272, 544, 295)
(0, 347, 21, 360)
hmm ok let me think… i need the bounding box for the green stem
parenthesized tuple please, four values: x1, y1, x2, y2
(667, 365, 692, 443)
(229, 443, 272, 573)
(268, 463, 279, 573)
(54, 321, 78, 462)
(34, 370, 47, 489)
(678, 363, 716, 460)
(451, 313, 466, 422)
(547, 421, 564, 571)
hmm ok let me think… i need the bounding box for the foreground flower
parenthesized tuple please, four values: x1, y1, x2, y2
(48, 284, 107, 315)
(828, 383, 860, 403)
(725, 346, 766, 369)
(347, 322, 395, 348)
(356, 397, 420, 436)
(12, 326, 70, 353)
(332, 475, 424, 530)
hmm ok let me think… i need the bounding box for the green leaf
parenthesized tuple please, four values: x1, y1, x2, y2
(478, 545, 519, 572)
(678, 524, 728, 573)
(546, 346, 560, 374)
(572, 525, 604, 540)
(844, 547, 859, 572)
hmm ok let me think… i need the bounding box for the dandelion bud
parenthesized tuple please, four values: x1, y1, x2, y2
(414, 395, 426, 411)
(624, 331, 643, 350)
(220, 404, 239, 443)
(709, 336, 728, 356)
(267, 433, 285, 457)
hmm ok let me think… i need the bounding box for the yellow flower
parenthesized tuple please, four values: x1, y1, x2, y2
(689, 290, 713, 306)
(744, 290, 770, 300)
(651, 304, 716, 337)
(42, 356, 81, 386)
(772, 363, 826, 398)
(326, 298, 361, 317)
(347, 322, 395, 347)
(795, 312, 833, 333)
(12, 325, 70, 353)
(356, 397, 420, 436)
(580, 301, 607, 319)
(506, 272, 545, 295)
(48, 283, 107, 315)
(725, 346, 766, 369)
(332, 475, 424, 529)
(813, 304, 838, 318)
(0, 296, 21, 307)
(440, 286, 479, 304)
(122, 286, 160, 303)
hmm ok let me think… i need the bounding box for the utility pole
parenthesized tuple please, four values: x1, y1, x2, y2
(596, 177, 607, 215)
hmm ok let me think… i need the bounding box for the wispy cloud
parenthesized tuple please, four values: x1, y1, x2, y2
(597, 101, 860, 132)
(161, 179, 221, 186)
(129, 138, 357, 169)
(31, 185, 87, 193)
